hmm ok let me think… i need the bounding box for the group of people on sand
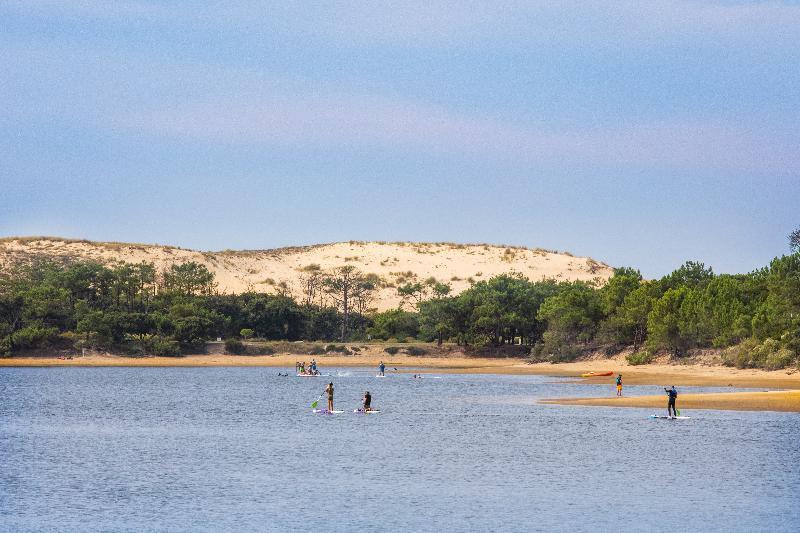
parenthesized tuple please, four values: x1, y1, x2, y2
(296, 359, 319, 376)
(614, 373, 681, 417)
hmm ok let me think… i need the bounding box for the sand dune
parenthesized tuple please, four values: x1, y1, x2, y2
(0, 237, 613, 310)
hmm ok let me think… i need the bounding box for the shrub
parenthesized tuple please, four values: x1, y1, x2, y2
(325, 344, 348, 353)
(535, 331, 583, 363)
(142, 335, 181, 357)
(405, 346, 427, 356)
(626, 351, 653, 366)
(255, 346, 275, 355)
(12, 325, 60, 350)
(765, 348, 794, 371)
(0, 336, 11, 357)
(722, 339, 796, 370)
(309, 344, 325, 355)
(225, 338, 246, 354)
(384, 346, 400, 355)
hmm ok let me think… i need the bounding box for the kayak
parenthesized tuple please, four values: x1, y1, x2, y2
(354, 409, 381, 414)
(651, 415, 691, 419)
(313, 409, 344, 414)
(580, 371, 614, 377)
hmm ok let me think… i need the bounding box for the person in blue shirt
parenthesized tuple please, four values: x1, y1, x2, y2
(379, 361, 385, 376)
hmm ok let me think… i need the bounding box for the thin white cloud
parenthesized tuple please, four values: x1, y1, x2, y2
(7, 0, 800, 47)
(112, 90, 798, 175)
(2, 8, 798, 176)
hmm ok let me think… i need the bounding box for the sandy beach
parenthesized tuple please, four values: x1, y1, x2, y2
(541, 391, 800, 413)
(4, 351, 799, 412)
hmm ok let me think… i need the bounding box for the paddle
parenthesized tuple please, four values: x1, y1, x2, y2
(311, 390, 325, 409)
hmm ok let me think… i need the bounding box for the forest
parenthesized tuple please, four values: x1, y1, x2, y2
(1, 233, 798, 370)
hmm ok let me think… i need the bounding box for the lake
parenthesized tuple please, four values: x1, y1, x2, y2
(1, 367, 799, 532)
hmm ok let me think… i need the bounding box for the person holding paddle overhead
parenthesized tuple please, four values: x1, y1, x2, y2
(664, 385, 678, 417)
(325, 382, 334, 412)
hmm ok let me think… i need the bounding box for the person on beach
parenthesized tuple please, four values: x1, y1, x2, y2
(616, 374, 623, 397)
(665, 385, 678, 417)
(362, 391, 372, 411)
(325, 382, 334, 412)
(379, 361, 385, 376)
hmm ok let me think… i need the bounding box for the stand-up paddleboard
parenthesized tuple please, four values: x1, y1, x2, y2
(651, 415, 691, 419)
(354, 409, 380, 414)
(297, 373, 321, 377)
(313, 409, 344, 414)
(375, 374, 386, 378)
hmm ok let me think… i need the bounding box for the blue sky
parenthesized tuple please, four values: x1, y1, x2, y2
(1, 1, 798, 278)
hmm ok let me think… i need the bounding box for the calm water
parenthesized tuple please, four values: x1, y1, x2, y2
(1, 367, 799, 532)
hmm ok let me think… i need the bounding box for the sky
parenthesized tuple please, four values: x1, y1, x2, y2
(1, 1, 798, 278)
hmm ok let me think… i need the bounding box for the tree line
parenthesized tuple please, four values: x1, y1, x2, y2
(0, 261, 375, 356)
(1, 233, 798, 370)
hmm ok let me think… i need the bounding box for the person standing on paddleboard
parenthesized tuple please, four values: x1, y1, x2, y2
(325, 382, 334, 412)
(665, 386, 678, 417)
(379, 361, 385, 376)
(616, 374, 623, 397)
(362, 391, 372, 411)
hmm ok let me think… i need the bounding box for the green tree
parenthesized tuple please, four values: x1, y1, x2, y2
(162, 262, 216, 297)
(647, 287, 688, 356)
(367, 309, 420, 340)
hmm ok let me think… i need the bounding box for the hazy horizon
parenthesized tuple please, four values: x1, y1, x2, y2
(2, 1, 798, 278)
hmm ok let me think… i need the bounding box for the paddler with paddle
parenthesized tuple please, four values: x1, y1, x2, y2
(362, 391, 372, 412)
(325, 382, 334, 412)
(664, 385, 678, 417)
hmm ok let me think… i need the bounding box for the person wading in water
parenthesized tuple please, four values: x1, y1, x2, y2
(616, 374, 623, 397)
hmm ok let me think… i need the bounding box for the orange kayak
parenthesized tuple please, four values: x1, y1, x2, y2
(580, 371, 614, 377)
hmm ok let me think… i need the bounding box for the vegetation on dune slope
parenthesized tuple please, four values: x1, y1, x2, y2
(1, 229, 798, 370)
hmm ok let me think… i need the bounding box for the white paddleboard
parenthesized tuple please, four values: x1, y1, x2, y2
(297, 374, 321, 377)
(375, 375, 386, 378)
(354, 409, 380, 414)
(313, 409, 344, 414)
(650, 415, 691, 419)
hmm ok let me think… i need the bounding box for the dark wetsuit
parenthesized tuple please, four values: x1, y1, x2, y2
(666, 388, 678, 417)
(363, 393, 371, 410)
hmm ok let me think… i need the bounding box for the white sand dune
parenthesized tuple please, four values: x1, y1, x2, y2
(0, 237, 613, 310)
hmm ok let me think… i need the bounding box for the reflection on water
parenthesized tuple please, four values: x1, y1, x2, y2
(1, 367, 798, 532)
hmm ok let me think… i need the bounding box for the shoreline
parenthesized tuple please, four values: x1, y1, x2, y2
(4, 353, 800, 412)
(541, 390, 800, 413)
